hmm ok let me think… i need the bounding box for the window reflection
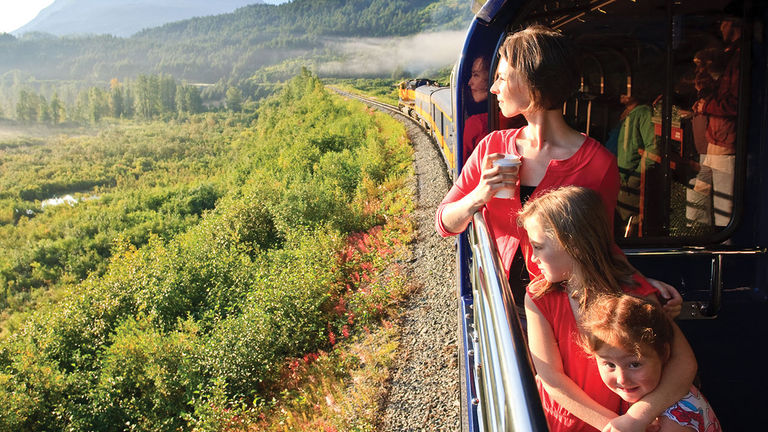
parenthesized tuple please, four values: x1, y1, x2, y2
(532, 0, 743, 241)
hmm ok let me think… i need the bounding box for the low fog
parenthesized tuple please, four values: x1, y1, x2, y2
(318, 30, 466, 77)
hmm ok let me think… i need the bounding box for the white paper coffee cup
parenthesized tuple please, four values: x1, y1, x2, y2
(492, 155, 521, 199)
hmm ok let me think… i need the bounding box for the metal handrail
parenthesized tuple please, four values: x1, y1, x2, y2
(468, 212, 549, 432)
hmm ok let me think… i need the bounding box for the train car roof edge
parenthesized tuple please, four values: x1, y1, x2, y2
(473, 0, 512, 23)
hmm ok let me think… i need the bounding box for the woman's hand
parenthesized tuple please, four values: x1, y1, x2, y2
(438, 152, 520, 234)
(647, 278, 683, 319)
(470, 152, 519, 203)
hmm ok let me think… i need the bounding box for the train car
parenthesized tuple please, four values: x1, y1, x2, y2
(414, 85, 457, 174)
(427, 1, 768, 431)
(397, 78, 439, 116)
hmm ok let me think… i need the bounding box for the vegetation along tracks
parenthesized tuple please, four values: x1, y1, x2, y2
(331, 87, 461, 431)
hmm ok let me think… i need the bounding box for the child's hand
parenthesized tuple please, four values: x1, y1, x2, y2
(647, 278, 683, 319)
(645, 418, 661, 432)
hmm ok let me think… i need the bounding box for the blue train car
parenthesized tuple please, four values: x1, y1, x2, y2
(441, 0, 768, 431)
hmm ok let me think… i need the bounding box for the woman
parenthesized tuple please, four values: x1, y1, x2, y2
(463, 55, 491, 162)
(435, 25, 681, 311)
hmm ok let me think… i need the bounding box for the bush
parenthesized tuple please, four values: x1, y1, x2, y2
(0, 70, 414, 430)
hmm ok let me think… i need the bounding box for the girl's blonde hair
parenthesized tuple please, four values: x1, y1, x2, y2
(579, 294, 673, 362)
(518, 186, 636, 311)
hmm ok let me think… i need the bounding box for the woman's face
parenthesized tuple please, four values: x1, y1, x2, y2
(524, 216, 574, 283)
(594, 343, 664, 404)
(490, 58, 531, 118)
(468, 57, 489, 103)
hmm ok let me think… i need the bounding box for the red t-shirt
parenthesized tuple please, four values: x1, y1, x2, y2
(435, 127, 620, 278)
(528, 275, 658, 432)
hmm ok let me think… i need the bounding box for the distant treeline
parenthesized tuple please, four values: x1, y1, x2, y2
(8, 74, 255, 124)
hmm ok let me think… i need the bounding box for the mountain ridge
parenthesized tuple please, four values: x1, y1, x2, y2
(0, 0, 472, 112)
(12, 0, 282, 37)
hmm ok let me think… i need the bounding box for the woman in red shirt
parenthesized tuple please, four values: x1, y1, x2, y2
(435, 25, 682, 311)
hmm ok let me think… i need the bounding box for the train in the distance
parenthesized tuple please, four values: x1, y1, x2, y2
(402, 1, 768, 431)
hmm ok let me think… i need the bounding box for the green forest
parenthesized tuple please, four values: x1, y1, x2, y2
(0, 70, 416, 430)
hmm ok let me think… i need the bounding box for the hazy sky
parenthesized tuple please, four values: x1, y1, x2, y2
(0, 0, 55, 33)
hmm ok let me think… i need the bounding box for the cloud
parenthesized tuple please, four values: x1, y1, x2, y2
(317, 30, 466, 77)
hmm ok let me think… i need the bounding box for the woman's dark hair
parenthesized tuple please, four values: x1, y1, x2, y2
(499, 25, 581, 111)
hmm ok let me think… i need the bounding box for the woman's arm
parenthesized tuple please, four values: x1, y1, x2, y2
(438, 152, 517, 234)
(602, 296, 697, 432)
(525, 294, 617, 430)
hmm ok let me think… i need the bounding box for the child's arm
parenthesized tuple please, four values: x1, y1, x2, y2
(603, 296, 697, 432)
(525, 294, 616, 430)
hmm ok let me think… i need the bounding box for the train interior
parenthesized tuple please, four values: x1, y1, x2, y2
(458, 0, 767, 429)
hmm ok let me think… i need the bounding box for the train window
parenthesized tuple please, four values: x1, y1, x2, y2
(520, 0, 747, 244)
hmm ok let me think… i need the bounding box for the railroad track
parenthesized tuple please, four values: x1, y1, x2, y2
(326, 86, 406, 117)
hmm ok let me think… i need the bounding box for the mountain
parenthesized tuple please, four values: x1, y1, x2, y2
(12, 0, 287, 37)
(0, 0, 472, 112)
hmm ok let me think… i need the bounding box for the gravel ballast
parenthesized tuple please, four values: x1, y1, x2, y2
(376, 109, 461, 432)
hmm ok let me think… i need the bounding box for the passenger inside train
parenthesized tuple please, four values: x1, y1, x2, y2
(608, 66, 664, 237)
(686, 17, 741, 231)
(463, 55, 491, 162)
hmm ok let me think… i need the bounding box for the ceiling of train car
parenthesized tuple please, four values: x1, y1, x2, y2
(523, 0, 740, 34)
(517, 0, 740, 50)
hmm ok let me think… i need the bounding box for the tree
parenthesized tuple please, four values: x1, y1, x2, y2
(72, 90, 91, 123)
(88, 87, 108, 123)
(16, 89, 38, 122)
(109, 78, 124, 118)
(50, 93, 64, 124)
(225, 86, 243, 112)
(37, 95, 51, 123)
(159, 75, 177, 114)
(134, 74, 157, 119)
(123, 84, 135, 118)
(187, 86, 203, 114)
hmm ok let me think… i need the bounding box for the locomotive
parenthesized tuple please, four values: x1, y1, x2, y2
(404, 1, 768, 430)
